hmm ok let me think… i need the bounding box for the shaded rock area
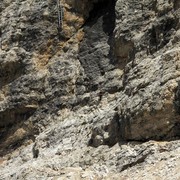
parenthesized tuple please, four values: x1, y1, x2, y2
(0, 0, 180, 179)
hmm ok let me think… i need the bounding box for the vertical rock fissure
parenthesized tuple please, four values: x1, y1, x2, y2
(78, 0, 116, 84)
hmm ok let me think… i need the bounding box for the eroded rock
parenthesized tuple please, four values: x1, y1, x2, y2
(0, 0, 180, 179)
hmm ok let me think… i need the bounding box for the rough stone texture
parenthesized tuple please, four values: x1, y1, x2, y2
(114, 0, 180, 141)
(0, 0, 180, 179)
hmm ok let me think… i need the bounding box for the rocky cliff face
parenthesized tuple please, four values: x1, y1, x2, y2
(0, 0, 180, 179)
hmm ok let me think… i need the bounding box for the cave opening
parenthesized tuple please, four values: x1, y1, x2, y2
(86, 0, 116, 34)
(88, 0, 115, 18)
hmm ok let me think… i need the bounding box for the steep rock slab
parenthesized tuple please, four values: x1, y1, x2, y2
(115, 0, 180, 140)
(0, 0, 180, 179)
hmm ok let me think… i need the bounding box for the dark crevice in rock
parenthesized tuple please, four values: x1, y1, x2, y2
(120, 152, 150, 172)
(119, 111, 132, 141)
(0, 106, 37, 128)
(86, 0, 116, 30)
(32, 142, 39, 158)
(78, 0, 116, 84)
(174, 81, 180, 114)
(101, 85, 123, 95)
(173, 81, 180, 139)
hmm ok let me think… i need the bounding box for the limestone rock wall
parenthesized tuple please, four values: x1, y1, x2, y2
(115, 0, 180, 140)
(0, 0, 180, 179)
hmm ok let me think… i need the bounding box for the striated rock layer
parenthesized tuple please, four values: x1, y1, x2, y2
(0, 0, 180, 179)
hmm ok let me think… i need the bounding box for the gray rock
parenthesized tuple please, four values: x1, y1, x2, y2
(0, 0, 180, 179)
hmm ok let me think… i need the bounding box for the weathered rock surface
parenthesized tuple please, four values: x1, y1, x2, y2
(0, 0, 180, 179)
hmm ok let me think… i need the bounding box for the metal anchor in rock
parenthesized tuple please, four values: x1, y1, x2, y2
(57, 0, 64, 39)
